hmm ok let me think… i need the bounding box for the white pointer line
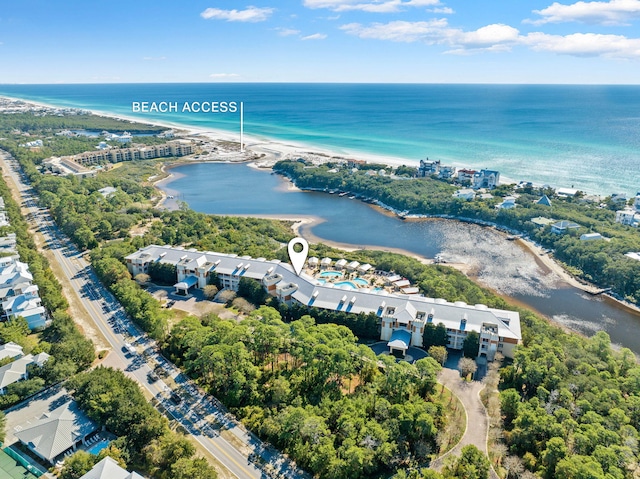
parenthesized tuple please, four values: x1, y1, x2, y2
(240, 101, 244, 153)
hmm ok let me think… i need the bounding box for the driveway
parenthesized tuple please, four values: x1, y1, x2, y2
(430, 367, 499, 479)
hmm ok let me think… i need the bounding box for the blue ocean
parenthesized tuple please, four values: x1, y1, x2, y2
(1, 83, 639, 195)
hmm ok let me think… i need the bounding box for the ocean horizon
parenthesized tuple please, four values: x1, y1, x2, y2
(1, 82, 639, 196)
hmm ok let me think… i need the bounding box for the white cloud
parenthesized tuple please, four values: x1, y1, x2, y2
(341, 18, 640, 58)
(428, 6, 454, 14)
(341, 19, 448, 42)
(303, 0, 440, 13)
(209, 73, 241, 79)
(527, 0, 640, 26)
(276, 27, 301, 36)
(200, 6, 274, 22)
(456, 24, 520, 46)
(341, 20, 519, 52)
(302, 33, 328, 40)
(524, 31, 640, 57)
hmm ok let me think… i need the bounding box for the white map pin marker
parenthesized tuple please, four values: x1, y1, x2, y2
(287, 237, 309, 276)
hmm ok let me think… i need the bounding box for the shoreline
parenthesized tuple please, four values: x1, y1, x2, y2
(6, 94, 639, 318)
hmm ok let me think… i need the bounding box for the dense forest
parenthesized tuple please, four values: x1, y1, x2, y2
(165, 306, 447, 479)
(274, 160, 640, 304)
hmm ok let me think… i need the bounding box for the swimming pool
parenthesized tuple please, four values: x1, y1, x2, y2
(319, 271, 343, 278)
(86, 439, 110, 455)
(334, 281, 357, 289)
(352, 278, 369, 286)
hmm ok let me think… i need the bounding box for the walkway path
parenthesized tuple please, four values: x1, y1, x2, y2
(430, 368, 499, 479)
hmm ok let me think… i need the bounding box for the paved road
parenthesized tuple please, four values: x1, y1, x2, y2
(430, 368, 499, 479)
(0, 151, 307, 479)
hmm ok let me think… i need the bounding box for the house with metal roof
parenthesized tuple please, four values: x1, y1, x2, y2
(79, 457, 144, 479)
(2, 290, 46, 329)
(0, 342, 23, 362)
(14, 400, 98, 465)
(125, 245, 522, 359)
(0, 353, 50, 395)
(551, 220, 581, 234)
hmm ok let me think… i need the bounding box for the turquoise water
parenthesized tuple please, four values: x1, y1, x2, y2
(87, 439, 110, 455)
(319, 271, 343, 278)
(334, 281, 357, 289)
(352, 278, 369, 286)
(1, 83, 639, 194)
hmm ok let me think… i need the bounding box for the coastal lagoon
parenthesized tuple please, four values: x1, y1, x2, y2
(161, 162, 640, 353)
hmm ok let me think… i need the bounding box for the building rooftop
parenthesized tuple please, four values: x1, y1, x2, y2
(15, 400, 97, 464)
(79, 457, 144, 479)
(126, 245, 522, 342)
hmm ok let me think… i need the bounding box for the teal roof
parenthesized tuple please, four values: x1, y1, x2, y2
(174, 275, 198, 289)
(388, 329, 412, 350)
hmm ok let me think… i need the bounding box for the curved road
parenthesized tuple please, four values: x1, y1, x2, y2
(430, 368, 499, 479)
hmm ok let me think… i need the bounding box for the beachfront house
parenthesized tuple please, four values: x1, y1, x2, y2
(473, 169, 500, 190)
(126, 245, 522, 360)
(557, 187, 579, 197)
(418, 158, 440, 177)
(616, 207, 640, 227)
(456, 169, 476, 186)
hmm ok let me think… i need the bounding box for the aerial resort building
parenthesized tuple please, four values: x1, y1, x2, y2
(126, 245, 522, 360)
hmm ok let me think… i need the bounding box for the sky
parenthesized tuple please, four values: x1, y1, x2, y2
(2, 0, 640, 83)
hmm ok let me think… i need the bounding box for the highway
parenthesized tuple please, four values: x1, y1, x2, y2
(0, 151, 306, 479)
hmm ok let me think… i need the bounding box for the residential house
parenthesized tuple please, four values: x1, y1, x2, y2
(80, 457, 144, 479)
(0, 352, 49, 394)
(418, 159, 440, 177)
(496, 196, 517, 209)
(616, 208, 640, 227)
(438, 165, 456, 179)
(551, 220, 581, 234)
(2, 290, 47, 329)
(536, 195, 552, 207)
(530, 217, 556, 228)
(453, 188, 476, 201)
(473, 169, 500, 190)
(557, 187, 579, 197)
(0, 342, 23, 362)
(580, 233, 604, 241)
(611, 193, 628, 204)
(0, 233, 17, 253)
(456, 169, 476, 186)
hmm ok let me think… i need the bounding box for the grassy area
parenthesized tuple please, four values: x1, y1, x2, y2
(434, 383, 466, 455)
